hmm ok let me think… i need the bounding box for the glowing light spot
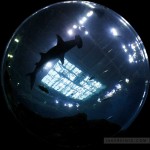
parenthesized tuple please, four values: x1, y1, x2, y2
(82, 1, 95, 8)
(116, 84, 121, 90)
(122, 45, 126, 49)
(7, 54, 13, 58)
(68, 29, 74, 35)
(44, 62, 52, 70)
(103, 70, 108, 73)
(125, 78, 129, 83)
(85, 31, 89, 35)
(97, 98, 101, 103)
(110, 28, 118, 36)
(87, 11, 93, 17)
(129, 54, 134, 63)
(73, 25, 77, 29)
(120, 18, 128, 27)
(14, 38, 19, 43)
(68, 103, 73, 108)
(55, 100, 59, 104)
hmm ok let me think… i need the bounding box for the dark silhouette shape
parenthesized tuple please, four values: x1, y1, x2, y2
(27, 34, 83, 89)
(38, 85, 49, 94)
(14, 103, 121, 148)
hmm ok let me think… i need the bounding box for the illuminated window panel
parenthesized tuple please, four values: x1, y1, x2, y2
(41, 58, 103, 100)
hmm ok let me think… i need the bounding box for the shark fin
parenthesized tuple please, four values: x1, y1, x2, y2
(56, 34, 64, 45)
(59, 54, 65, 65)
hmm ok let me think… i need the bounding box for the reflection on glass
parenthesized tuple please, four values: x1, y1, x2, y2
(1, 1, 149, 146)
(42, 58, 104, 100)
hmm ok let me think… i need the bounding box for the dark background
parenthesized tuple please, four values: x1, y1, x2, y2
(0, 0, 149, 147)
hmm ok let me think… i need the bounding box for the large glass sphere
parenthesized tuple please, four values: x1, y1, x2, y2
(1, 0, 149, 147)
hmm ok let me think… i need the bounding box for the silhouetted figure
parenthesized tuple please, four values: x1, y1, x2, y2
(27, 34, 83, 89)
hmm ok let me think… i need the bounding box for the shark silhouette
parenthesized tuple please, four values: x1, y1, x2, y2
(27, 34, 83, 89)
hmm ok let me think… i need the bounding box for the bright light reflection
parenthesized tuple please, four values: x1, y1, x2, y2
(82, 17, 87, 22)
(68, 103, 73, 108)
(44, 62, 52, 70)
(105, 89, 116, 98)
(110, 28, 118, 36)
(85, 31, 89, 35)
(97, 98, 101, 102)
(79, 17, 87, 25)
(103, 70, 108, 73)
(68, 29, 74, 35)
(143, 48, 148, 60)
(7, 54, 13, 58)
(120, 18, 128, 27)
(131, 43, 136, 51)
(64, 103, 73, 108)
(122, 45, 126, 49)
(55, 100, 59, 104)
(129, 54, 134, 63)
(14, 38, 19, 43)
(116, 84, 121, 90)
(125, 78, 129, 83)
(73, 25, 78, 29)
(82, 1, 95, 8)
(87, 11, 93, 17)
(122, 45, 128, 52)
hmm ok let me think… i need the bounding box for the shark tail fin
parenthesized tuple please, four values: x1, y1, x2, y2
(26, 72, 36, 89)
(75, 35, 83, 48)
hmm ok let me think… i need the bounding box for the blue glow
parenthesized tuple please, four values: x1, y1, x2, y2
(41, 58, 103, 100)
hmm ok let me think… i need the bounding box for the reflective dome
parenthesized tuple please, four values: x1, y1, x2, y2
(1, 1, 149, 147)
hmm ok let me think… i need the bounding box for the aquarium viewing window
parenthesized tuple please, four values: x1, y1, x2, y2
(42, 58, 103, 100)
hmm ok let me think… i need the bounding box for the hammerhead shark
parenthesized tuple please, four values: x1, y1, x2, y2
(27, 34, 83, 89)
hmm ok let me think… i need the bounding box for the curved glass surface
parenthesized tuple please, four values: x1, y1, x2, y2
(1, 1, 149, 146)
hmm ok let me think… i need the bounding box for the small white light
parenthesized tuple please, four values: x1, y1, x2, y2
(110, 28, 118, 36)
(87, 11, 93, 17)
(68, 103, 73, 108)
(125, 78, 129, 83)
(14, 38, 19, 43)
(68, 29, 74, 35)
(131, 43, 136, 50)
(116, 84, 121, 90)
(85, 31, 89, 35)
(120, 19, 128, 27)
(82, 17, 87, 22)
(122, 44, 126, 49)
(7, 54, 13, 58)
(97, 98, 101, 103)
(73, 25, 77, 29)
(44, 62, 52, 69)
(79, 20, 84, 25)
(64, 103, 67, 106)
(129, 54, 134, 63)
(103, 70, 108, 73)
(55, 100, 59, 104)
